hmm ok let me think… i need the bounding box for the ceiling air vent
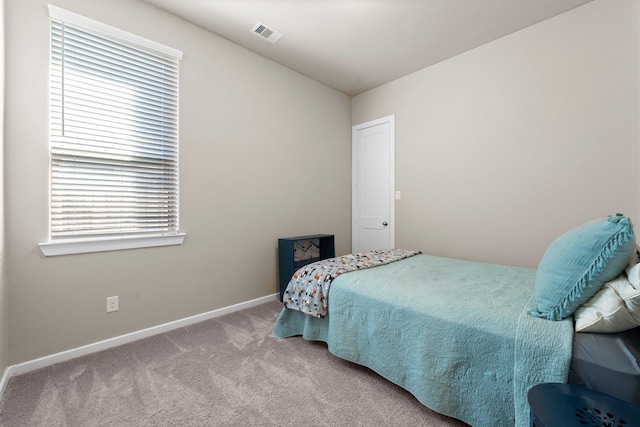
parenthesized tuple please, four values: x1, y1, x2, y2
(251, 22, 284, 44)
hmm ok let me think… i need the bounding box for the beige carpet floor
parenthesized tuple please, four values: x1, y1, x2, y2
(0, 300, 469, 426)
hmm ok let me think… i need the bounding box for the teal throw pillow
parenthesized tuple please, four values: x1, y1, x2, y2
(529, 213, 636, 321)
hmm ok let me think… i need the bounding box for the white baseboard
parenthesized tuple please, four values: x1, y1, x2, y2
(0, 366, 9, 402)
(0, 293, 279, 396)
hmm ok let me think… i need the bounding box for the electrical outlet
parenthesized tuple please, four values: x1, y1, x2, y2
(106, 296, 119, 313)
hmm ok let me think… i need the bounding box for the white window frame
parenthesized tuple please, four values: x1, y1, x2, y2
(40, 5, 185, 257)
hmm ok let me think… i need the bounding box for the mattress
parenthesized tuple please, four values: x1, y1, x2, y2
(569, 327, 640, 405)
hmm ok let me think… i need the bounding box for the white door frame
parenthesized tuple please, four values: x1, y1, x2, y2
(352, 114, 395, 252)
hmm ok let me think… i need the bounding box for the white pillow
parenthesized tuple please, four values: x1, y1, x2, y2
(574, 272, 640, 333)
(626, 250, 640, 286)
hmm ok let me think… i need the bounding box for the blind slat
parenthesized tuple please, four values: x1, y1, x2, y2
(50, 14, 180, 239)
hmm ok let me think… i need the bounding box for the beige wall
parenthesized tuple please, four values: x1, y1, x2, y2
(0, 0, 7, 377)
(353, 0, 635, 268)
(634, 1, 640, 225)
(4, 0, 352, 364)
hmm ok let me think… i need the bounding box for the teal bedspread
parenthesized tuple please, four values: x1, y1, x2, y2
(272, 254, 574, 427)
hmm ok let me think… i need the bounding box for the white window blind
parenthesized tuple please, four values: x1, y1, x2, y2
(49, 6, 182, 242)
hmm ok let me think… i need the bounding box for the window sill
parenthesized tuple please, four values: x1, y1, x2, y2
(39, 233, 186, 257)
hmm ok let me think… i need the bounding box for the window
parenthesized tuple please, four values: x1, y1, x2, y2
(40, 6, 185, 256)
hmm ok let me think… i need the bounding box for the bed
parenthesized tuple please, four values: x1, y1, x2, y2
(273, 253, 573, 426)
(272, 214, 639, 427)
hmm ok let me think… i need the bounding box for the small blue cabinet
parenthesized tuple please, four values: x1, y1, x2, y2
(278, 234, 335, 302)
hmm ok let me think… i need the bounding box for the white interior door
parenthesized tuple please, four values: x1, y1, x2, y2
(352, 115, 395, 252)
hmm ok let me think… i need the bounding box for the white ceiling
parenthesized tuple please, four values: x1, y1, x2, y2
(140, 0, 594, 96)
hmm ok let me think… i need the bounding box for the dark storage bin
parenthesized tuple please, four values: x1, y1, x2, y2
(528, 383, 640, 427)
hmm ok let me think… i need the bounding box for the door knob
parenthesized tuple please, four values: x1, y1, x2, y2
(382, 221, 388, 226)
